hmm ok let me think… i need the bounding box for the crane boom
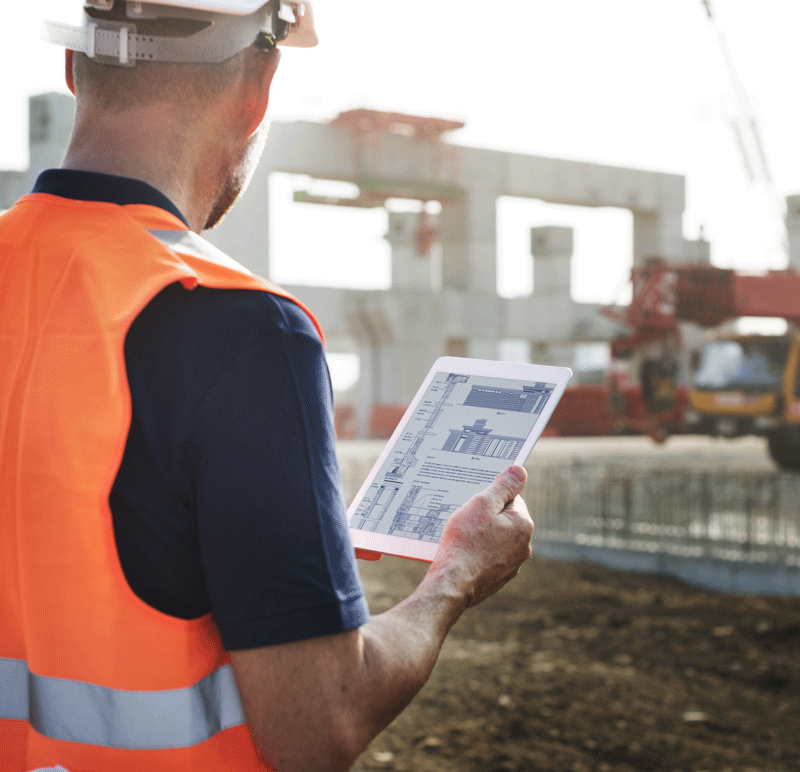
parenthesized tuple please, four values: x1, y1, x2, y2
(607, 260, 800, 334)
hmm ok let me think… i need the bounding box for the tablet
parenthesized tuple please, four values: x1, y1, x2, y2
(347, 356, 572, 562)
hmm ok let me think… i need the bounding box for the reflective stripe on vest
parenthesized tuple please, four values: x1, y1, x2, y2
(0, 656, 246, 750)
(148, 229, 255, 275)
(148, 227, 327, 346)
(0, 657, 28, 720)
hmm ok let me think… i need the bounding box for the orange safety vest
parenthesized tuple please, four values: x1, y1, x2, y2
(0, 192, 324, 771)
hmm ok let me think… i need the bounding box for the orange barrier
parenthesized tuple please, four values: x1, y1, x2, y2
(548, 385, 687, 440)
(369, 404, 408, 439)
(547, 386, 618, 436)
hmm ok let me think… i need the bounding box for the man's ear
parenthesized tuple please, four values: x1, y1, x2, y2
(243, 48, 281, 137)
(65, 50, 76, 95)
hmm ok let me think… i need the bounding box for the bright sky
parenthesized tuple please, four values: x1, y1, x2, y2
(2, 0, 799, 307)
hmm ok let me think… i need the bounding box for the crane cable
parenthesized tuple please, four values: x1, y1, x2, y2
(700, 0, 789, 262)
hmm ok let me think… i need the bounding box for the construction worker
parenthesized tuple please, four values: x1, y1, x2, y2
(0, 2, 535, 770)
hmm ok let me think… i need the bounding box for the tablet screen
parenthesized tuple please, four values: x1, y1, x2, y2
(348, 369, 561, 545)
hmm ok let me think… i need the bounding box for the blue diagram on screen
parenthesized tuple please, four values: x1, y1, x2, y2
(350, 372, 557, 542)
(441, 419, 525, 459)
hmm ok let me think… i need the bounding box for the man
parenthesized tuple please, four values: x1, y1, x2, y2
(0, 2, 535, 770)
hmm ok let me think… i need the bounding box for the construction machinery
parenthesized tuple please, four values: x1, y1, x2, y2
(595, 258, 800, 470)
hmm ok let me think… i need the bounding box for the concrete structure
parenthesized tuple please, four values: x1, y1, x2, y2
(4, 92, 769, 436)
(786, 194, 800, 273)
(0, 94, 76, 204)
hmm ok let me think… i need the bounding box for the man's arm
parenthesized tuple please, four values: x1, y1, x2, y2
(229, 466, 533, 772)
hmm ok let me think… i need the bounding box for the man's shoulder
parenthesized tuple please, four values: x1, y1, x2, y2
(124, 282, 326, 447)
(139, 281, 320, 345)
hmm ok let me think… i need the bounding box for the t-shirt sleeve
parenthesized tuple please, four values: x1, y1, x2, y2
(186, 296, 369, 651)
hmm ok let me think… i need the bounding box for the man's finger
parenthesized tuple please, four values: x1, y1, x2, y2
(479, 466, 527, 512)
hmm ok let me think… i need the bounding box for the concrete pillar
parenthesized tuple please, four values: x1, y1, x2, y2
(439, 197, 469, 292)
(532, 226, 573, 297)
(27, 93, 75, 180)
(529, 341, 575, 369)
(683, 236, 711, 265)
(439, 150, 499, 295)
(785, 194, 800, 273)
(1, 93, 76, 205)
(529, 226, 576, 367)
(376, 291, 446, 406)
(439, 191, 498, 293)
(386, 210, 435, 290)
(443, 336, 496, 360)
(632, 209, 685, 266)
(464, 339, 498, 360)
(354, 342, 377, 439)
(345, 295, 405, 438)
(0, 171, 25, 209)
(378, 338, 443, 399)
(355, 334, 443, 437)
(631, 174, 686, 266)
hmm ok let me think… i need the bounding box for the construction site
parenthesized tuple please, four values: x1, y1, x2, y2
(5, 89, 799, 582)
(3, 81, 800, 769)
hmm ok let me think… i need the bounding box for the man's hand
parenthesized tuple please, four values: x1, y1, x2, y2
(230, 467, 534, 772)
(431, 466, 534, 608)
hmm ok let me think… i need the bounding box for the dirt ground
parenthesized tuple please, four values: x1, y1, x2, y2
(351, 554, 800, 772)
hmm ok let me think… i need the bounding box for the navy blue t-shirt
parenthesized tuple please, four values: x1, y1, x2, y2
(33, 170, 369, 651)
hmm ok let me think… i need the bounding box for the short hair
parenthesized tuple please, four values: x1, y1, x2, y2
(72, 3, 248, 113)
(72, 51, 246, 113)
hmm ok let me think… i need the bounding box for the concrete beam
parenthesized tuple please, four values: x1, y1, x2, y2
(208, 119, 688, 278)
(253, 122, 685, 214)
(500, 151, 684, 213)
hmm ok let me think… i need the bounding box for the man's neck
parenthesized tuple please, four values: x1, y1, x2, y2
(62, 107, 226, 233)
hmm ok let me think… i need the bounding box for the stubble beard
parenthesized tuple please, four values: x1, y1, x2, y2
(203, 116, 271, 231)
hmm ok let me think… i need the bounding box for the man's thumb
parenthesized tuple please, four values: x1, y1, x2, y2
(489, 465, 527, 507)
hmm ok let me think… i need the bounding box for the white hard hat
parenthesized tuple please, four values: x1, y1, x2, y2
(42, 0, 317, 67)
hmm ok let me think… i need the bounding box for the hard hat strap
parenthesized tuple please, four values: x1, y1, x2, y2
(42, 0, 298, 65)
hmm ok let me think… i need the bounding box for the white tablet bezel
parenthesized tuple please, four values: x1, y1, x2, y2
(347, 356, 572, 562)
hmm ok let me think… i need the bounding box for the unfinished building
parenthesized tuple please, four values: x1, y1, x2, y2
(2, 93, 718, 437)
